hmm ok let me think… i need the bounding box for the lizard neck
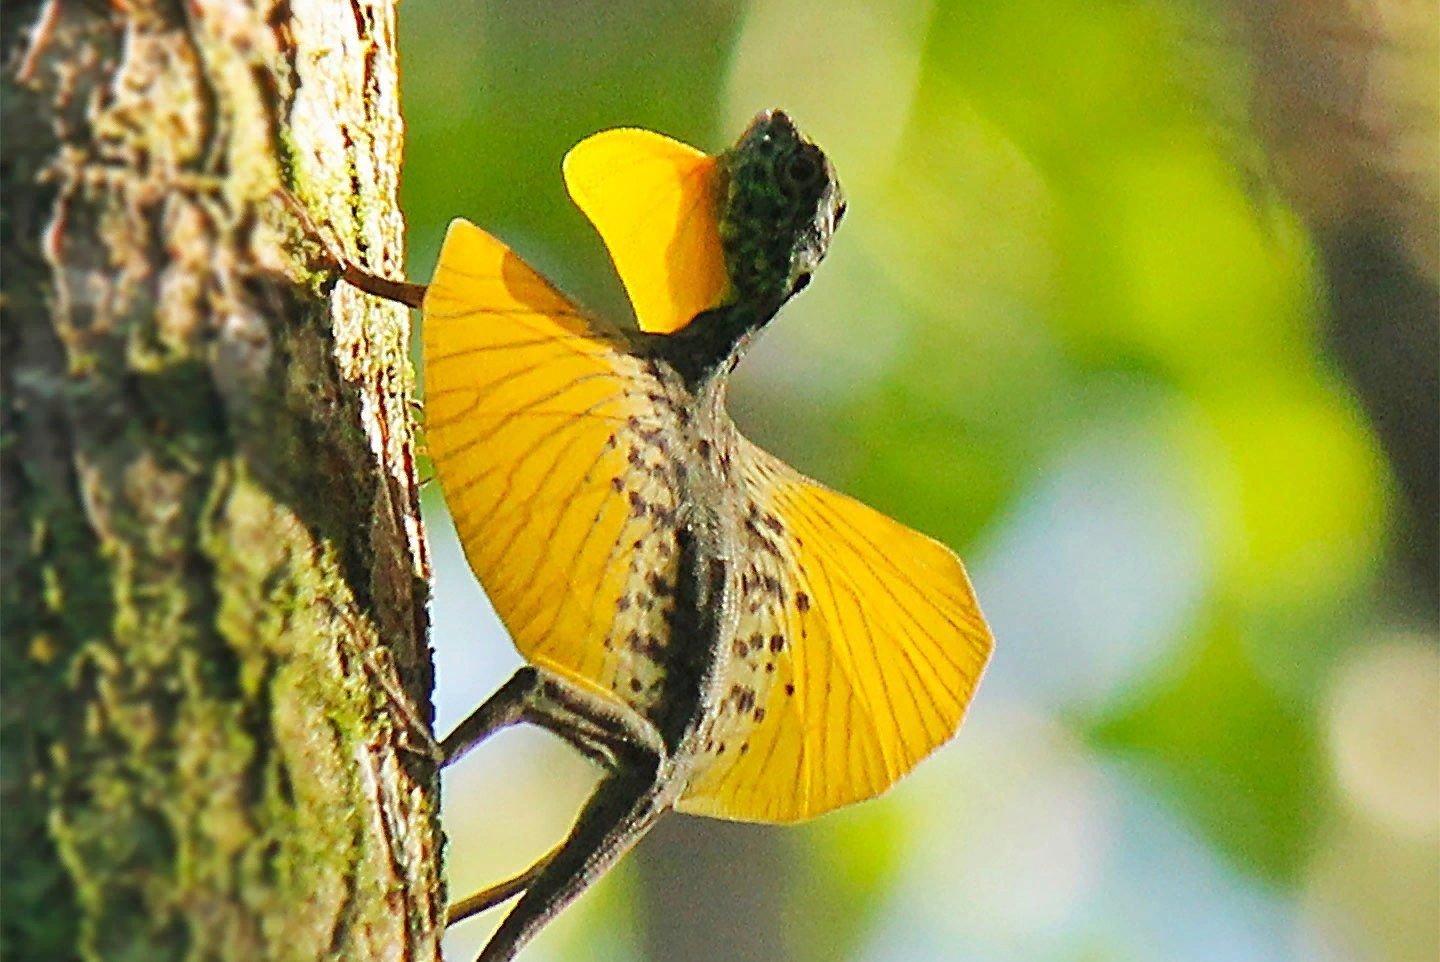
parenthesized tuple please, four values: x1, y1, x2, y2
(645, 295, 780, 391)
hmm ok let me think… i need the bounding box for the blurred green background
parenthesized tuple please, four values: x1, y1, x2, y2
(396, 2, 1438, 960)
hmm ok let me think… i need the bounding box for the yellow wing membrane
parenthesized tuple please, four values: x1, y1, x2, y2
(422, 218, 682, 694)
(563, 128, 729, 335)
(678, 444, 994, 824)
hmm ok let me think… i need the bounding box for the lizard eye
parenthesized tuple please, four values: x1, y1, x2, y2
(779, 150, 822, 193)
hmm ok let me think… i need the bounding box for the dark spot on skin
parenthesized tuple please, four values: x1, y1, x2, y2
(795, 592, 810, 612)
(630, 678, 643, 693)
(762, 575, 783, 597)
(732, 685, 756, 715)
(646, 572, 672, 596)
(733, 639, 750, 658)
(769, 634, 785, 653)
(627, 448, 644, 467)
(626, 630, 642, 651)
(753, 708, 766, 722)
(611, 476, 625, 491)
(744, 521, 782, 558)
(628, 491, 648, 515)
(784, 684, 796, 696)
(765, 662, 776, 673)
(740, 743, 750, 754)
(697, 439, 712, 459)
(748, 633, 764, 651)
(632, 538, 644, 550)
(617, 595, 632, 611)
(717, 743, 726, 755)
(761, 513, 785, 534)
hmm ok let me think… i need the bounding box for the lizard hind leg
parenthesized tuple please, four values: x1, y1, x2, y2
(471, 765, 672, 962)
(447, 844, 560, 927)
(439, 666, 675, 962)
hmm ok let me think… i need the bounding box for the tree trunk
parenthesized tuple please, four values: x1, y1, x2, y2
(1, 2, 443, 960)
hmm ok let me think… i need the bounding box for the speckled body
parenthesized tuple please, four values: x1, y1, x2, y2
(586, 349, 757, 774)
(581, 358, 729, 725)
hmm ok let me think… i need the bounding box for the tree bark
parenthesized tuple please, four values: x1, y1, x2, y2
(1, 2, 442, 960)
